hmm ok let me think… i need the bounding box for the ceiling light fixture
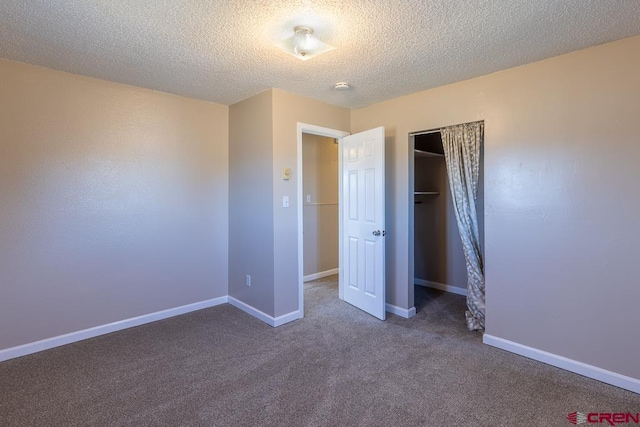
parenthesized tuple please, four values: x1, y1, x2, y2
(277, 26, 334, 61)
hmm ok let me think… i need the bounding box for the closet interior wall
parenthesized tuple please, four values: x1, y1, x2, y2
(413, 131, 469, 294)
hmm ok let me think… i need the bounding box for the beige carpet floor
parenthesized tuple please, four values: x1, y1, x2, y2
(0, 276, 637, 426)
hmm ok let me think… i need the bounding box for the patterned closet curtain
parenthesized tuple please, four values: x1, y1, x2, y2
(440, 122, 485, 331)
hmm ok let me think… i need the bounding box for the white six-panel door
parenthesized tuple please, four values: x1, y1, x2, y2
(342, 127, 386, 320)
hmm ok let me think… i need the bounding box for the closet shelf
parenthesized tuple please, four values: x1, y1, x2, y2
(415, 149, 444, 158)
(414, 191, 440, 195)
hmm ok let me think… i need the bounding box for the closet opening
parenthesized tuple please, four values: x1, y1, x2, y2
(409, 124, 485, 324)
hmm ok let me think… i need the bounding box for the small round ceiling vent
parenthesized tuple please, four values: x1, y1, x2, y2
(334, 82, 350, 91)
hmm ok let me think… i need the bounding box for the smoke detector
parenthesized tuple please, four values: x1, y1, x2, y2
(334, 82, 350, 91)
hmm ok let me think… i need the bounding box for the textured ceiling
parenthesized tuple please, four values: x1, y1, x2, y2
(1, 1, 640, 109)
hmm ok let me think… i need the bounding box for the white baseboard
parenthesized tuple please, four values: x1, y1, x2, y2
(483, 334, 640, 394)
(304, 268, 339, 282)
(273, 310, 302, 327)
(228, 296, 301, 327)
(0, 296, 229, 363)
(386, 303, 417, 319)
(415, 278, 467, 296)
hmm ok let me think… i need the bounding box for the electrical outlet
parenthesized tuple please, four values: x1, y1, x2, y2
(246, 275, 251, 287)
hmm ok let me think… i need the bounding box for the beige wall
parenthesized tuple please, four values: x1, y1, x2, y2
(302, 134, 339, 277)
(228, 89, 348, 318)
(272, 89, 350, 316)
(0, 59, 229, 350)
(352, 35, 640, 379)
(228, 90, 275, 315)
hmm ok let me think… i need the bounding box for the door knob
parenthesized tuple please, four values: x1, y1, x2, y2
(372, 230, 381, 236)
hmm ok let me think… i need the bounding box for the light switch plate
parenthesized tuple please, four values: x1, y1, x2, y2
(282, 168, 291, 180)
(283, 196, 289, 208)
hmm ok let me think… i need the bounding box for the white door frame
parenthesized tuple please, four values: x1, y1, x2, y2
(297, 123, 350, 318)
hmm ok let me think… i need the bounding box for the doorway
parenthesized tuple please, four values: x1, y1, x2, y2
(408, 125, 485, 313)
(296, 124, 349, 318)
(301, 133, 340, 283)
(296, 124, 387, 320)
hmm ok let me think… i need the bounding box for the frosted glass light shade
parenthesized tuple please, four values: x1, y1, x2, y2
(276, 26, 335, 61)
